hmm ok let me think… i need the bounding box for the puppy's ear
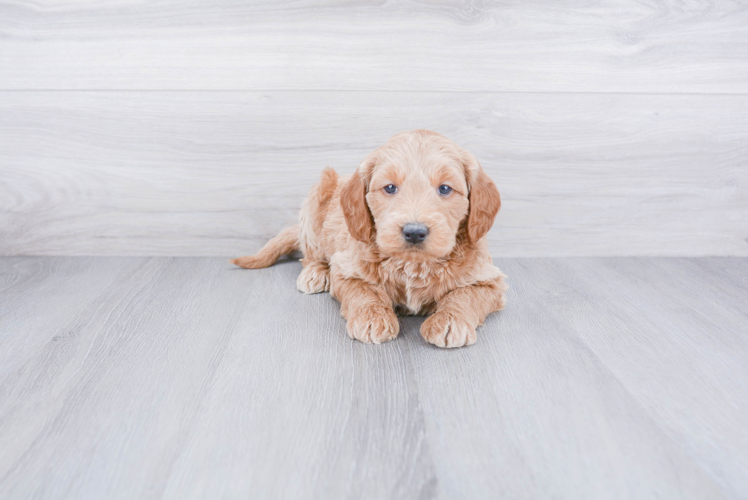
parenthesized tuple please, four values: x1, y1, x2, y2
(340, 161, 375, 243)
(466, 157, 501, 243)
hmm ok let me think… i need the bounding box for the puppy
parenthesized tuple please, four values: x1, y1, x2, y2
(232, 130, 507, 348)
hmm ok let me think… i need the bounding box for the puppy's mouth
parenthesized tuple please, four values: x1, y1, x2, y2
(403, 242, 427, 252)
(377, 240, 451, 263)
(395, 240, 449, 261)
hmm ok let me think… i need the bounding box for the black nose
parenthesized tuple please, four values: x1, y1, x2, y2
(402, 223, 429, 244)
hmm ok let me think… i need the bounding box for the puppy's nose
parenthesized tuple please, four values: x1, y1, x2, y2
(402, 223, 429, 244)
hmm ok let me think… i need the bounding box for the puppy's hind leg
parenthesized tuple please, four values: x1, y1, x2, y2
(295, 167, 339, 293)
(297, 259, 330, 294)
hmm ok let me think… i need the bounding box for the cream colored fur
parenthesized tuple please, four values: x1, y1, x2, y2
(232, 130, 507, 348)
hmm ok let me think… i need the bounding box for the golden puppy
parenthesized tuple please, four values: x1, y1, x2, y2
(232, 130, 507, 348)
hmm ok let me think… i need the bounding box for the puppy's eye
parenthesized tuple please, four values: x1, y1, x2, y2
(383, 184, 398, 194)
(438, 185, 453, 196)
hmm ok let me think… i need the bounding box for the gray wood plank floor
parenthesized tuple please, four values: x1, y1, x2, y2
(1, 257, 747, 499)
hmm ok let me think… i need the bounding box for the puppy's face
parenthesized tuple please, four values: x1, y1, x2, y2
(366, 149, 469, 259)
(341, 131, 501, 261)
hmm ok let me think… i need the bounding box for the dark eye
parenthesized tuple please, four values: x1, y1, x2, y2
(383, 184, 398, 194)
(438, 185, 453, 196)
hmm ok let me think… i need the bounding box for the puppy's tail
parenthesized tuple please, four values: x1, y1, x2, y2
(231, 224, 300, 269)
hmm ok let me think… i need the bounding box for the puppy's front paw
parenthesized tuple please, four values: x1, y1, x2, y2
(297, 262, 330, 294)
(421, 311, 476, 348)
(347, 306, 399, 344)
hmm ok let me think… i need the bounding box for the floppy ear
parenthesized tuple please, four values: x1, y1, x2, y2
(340, 164, 375, 243)
(466, 160, 501, 243)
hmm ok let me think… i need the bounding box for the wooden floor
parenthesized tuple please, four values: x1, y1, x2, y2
(0, 257, 746, 499)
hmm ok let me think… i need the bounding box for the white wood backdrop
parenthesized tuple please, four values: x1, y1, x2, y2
(3, 0, 748, 93)
(1, 0, 747, 256)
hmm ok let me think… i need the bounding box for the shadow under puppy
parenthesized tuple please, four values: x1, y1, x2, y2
(232, 130, 507, 348)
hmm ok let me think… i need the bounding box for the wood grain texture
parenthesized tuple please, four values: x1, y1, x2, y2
(0, 257, 441, 500)
(556, 257, 748, 497)
(0, 257, 747, 499)
(2, 0, 748, 92)
(1, 91, 746, 257)
(403, 257, 743, 500)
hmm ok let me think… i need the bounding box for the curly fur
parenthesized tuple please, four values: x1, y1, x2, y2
(233, 130, 507, 348)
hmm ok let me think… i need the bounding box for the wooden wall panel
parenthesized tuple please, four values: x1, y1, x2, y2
(2, 91, 746, 256)
(1, 0, 747, 92)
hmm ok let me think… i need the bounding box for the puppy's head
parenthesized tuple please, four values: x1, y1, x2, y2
(340, 130, 501, 260)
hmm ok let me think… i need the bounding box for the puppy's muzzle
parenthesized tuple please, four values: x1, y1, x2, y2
(402, 223, 429, 244)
